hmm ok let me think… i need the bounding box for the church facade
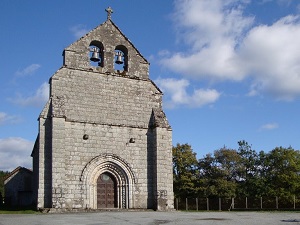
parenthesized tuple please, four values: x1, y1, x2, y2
(31, 8, 174, 211)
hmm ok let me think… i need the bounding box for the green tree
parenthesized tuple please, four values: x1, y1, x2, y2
(173, 143, 199, 198)
(173, 142, 300, 201)
(198, 147, 241, 198)
(237, 140, 258, 179)
(236, 140, 265, 197)
(264, 147, 300, 198)
(0, 170, 9, 197)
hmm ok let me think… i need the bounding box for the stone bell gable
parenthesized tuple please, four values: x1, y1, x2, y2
(63, 19, 149, 79)
(33, 8, 174, 211)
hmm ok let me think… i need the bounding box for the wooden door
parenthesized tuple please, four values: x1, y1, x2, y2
(97, 173, 116, 208)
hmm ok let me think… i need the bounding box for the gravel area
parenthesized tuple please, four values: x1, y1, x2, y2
(1, 211, 300, 225)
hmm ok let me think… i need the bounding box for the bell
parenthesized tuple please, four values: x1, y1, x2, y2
(115, 52, 123, 64)
(90, 48, 100, 62)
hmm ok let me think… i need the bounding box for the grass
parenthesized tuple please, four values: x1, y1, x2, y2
(0, 206, 38, 214)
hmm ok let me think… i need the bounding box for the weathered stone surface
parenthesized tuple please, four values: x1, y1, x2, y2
(4, 167, 33, 207)
(33, 14, 173, 211)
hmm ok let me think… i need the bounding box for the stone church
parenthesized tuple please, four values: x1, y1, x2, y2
(31, 8, 174, 211)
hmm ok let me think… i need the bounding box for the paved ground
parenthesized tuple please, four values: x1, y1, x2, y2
(1, 211, 300, 225)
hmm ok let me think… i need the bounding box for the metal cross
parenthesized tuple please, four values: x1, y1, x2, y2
(105, 7, 113, 20)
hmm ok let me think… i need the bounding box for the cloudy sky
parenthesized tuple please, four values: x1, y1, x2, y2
(1, 0, 300, 171)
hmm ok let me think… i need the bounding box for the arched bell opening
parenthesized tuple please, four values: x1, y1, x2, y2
(114, 45, 128, 72)
(89, 41, 104, 67)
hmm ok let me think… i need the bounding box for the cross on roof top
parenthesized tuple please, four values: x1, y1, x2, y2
(105, 7, 113, 20)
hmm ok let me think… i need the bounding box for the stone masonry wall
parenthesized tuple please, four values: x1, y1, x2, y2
(48, 67, 167, 209)
(50, 68, 162, 127)
(51, 121, 153, 209)
(154, 127, 174, 210)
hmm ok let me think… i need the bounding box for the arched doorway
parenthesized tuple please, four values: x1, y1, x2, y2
(97, 172, 117, 208)
(80, 153, 136, 209)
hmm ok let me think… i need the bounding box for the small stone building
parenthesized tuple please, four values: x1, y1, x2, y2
(31, 8, 174, 211)
(4, 167, 33, 207)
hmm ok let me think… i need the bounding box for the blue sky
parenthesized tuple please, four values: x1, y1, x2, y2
(1, 0, 300, 171)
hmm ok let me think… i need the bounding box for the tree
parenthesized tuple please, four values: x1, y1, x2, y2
(198, 147, 241, 198)
(173, 142, 300, 201)
(173, 143, 199, 198)
(264, 147, 300, 198)
(237, 140, 258, 179)
(0, 170, 9, 197)
(236, 140, 264, 196)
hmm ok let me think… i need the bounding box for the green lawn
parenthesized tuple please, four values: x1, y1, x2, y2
(0, 206, 38, 214)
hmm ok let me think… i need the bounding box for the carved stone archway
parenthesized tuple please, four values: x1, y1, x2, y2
(80, 154, 136, 209)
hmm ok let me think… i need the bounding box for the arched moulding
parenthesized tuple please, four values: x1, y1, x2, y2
(80, 153, 136, 209)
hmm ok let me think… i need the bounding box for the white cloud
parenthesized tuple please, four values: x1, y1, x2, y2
(0, 112, 21, 125)
(15, 64, 41, 77)
(160, 0, 300, 101)
(70, 24, 89, 39)
(239, 15, 300, 100)
(155, 78, 220, 108)
(161, 0, 254, 81)
(0, 137, 33, 171)
(259, 122, 279, 131)
(11, 82, 49, 107)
